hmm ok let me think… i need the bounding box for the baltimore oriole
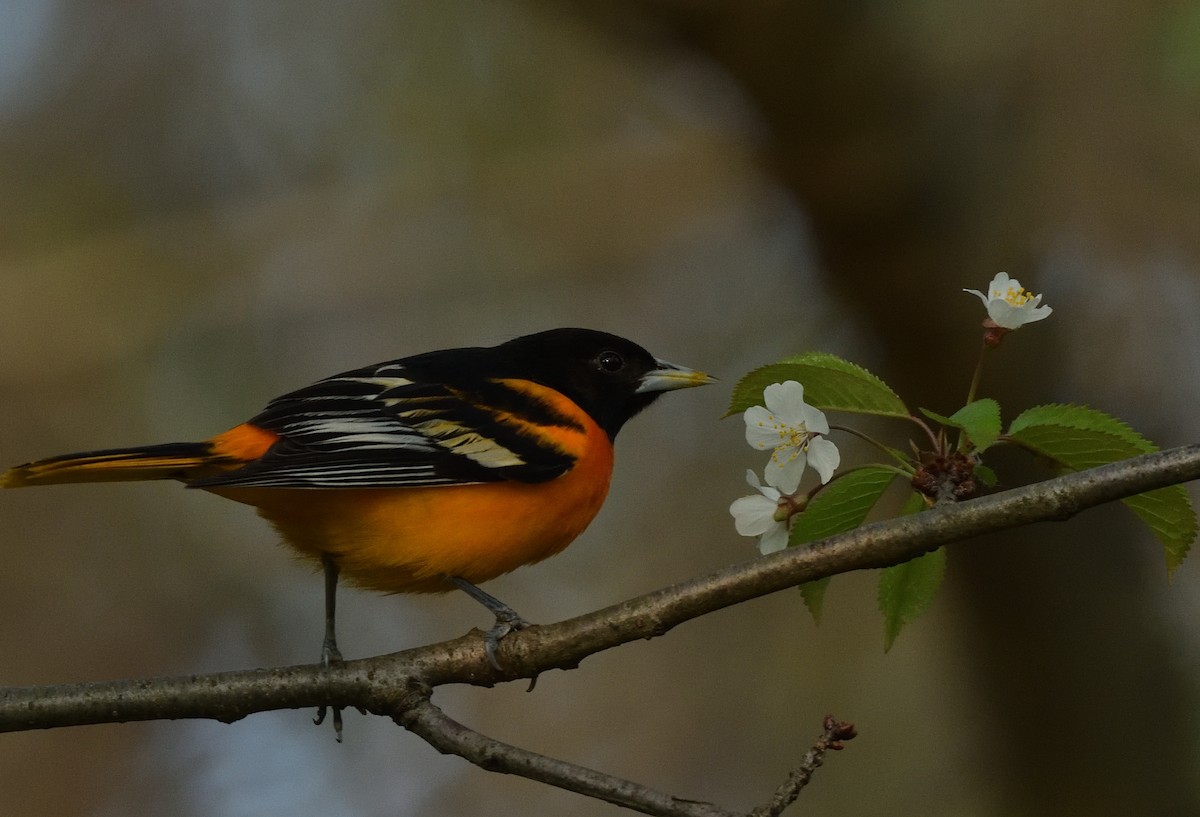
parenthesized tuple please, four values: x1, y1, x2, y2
(3, 328, 714, 675)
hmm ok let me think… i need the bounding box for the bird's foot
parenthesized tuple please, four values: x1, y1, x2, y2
(314, 637, 349, 741)
(483, 607, 532, 671)
(446, 575, 538, 672)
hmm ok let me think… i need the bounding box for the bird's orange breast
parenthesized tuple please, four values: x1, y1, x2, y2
(208, 380, 615, 593)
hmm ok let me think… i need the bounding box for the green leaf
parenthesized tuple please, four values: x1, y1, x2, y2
(1126, 489, 1197, 576)
(1007, 404, 1198, 574)
(879, 491, 942, 650)
(974, 463, 998, 487)
(952, 399, 1002, 451)
(726, 353, 908, 418)
(800, 579, 831, 624)
(918, 406, 957, 427)
(879, 547, 946, 651)
(1008, 404, 1155, 453)
(791, 466, 900, 622)
(897, 490, 927, 517)
(791, 467, 902, 545)
(919, 399, 1002, 451)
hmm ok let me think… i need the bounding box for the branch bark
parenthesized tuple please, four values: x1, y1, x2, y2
(396, 688, 741, 817)
(2, 443, 1198, 815)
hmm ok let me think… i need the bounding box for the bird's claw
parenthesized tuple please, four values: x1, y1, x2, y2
(316, 636, 347, 740)
(313, 704, 345, 742)
(483, 609, 531, 670)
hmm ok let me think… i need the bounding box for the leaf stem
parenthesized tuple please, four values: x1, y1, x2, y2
(907, 413, 943, 452)
(829, 424, 916, 471)
(965, 340, 989, 406)
(955, 341, 992, 452)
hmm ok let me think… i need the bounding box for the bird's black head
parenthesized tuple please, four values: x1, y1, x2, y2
(496, 329, 714, 439)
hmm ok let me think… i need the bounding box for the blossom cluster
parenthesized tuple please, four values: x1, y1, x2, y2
(729, 381, 840, 554)
(730, 272, 1053, 556)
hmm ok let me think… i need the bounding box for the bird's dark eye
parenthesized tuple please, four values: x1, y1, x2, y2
(597, 350, 625, 373)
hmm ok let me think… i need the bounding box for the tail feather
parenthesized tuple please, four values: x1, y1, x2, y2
(2, 442, 217, 488)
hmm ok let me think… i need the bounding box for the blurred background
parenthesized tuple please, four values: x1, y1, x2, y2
(2, 1, 1199, 815)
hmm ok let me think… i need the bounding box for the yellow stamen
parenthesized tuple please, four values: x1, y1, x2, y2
(764, 413, 812, 463)
(995, 283, 1037, 306)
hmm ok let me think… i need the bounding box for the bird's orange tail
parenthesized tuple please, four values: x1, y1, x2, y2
(2, 442, 217, 488)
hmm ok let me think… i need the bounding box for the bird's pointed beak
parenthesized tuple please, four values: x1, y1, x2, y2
(635, 359, 718, 394)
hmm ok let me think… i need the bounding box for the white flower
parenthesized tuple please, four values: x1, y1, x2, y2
(964, 272, 1053, 329)
(729, 470, 790, 554)
(743, 381, 841, 493)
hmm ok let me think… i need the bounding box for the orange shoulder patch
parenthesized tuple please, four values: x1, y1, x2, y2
(209, 423, 280, 463)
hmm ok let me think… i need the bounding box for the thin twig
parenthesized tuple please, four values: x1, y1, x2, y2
(395, 690, 740, 817)
(751, 716, 858, 817)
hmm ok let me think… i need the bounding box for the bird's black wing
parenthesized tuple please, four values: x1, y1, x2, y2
(189, 362, 578, 489)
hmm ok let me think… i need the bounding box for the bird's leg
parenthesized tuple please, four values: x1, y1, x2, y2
(320, 553, 343, 666)
(447, 576, 532, 670)
(314, 553, 346, 740)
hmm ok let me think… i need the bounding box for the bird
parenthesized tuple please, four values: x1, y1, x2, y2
(3, 328, 714, 676)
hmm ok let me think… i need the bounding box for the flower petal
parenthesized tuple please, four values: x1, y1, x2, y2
(745, 469, 782, 500)
(743, 406, 781, 450)
(807, 437, 841, 484)
(987, 299, 1033, 329)
(758, 522, 789, 555)
(963, 287, 989, 306)
(1023, 304, 1053, 323)
(763, 380, 806, 423)
(764, 449, 806, 494)
(730, 495, 780, 536)
(799, 403, 830, 435)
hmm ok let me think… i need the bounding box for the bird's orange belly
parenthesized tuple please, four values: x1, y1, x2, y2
(208, 448, 613, 593)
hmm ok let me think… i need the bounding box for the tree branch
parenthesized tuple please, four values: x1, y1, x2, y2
(394, 686, 741, 817)
(5, 444, 1199, 728)
(2, 443, 1198, 815)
